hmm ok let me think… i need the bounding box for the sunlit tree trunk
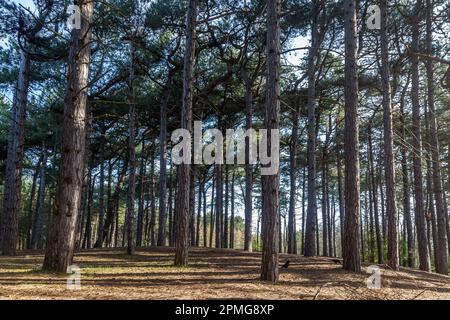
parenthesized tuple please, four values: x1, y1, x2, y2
(42, 0, 93, 272)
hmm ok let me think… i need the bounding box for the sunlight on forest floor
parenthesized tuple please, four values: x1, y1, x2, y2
(0, 247, 449, 300)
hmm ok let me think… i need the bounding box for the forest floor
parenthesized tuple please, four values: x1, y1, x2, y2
(0, 247, 449, 300)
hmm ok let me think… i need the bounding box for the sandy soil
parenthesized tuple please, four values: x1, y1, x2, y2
(0, 247, 449, 300)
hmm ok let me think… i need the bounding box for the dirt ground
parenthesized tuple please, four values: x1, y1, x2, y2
(0, 247, 449, 300)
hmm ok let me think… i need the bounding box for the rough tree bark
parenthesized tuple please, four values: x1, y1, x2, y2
(368, 125, 383, 263)
(215, 160, 223, 249)
(157, 72, 174, 246)
(189, 166, 196, 246)
(209, 175, 215, 248)
(230, 171, 235, 249)
(400, 78, 415, 268)
(337, 144, 345, 257)
(31, 145, 47, 250)
(96, 150, 105, 248)
(223, 166, 229, 248)
(26, 151, 40, 249)
(149, 148, 156, 246)
(322, 143, 329, 257)
(342, 0, 361, 272)
(410, 0, 431, 272)
(244, 73, 253, 252)
(125, 41, 137, 255)
(304, 0, 320, 257)
(42, 0, 93, 272)
(260, 0, 280, 283)
(82, 171, 94, 249)
(287, 105, 299, 254)
(174, 0, 197, 266)
(1, 50, 30, 255)
(380, 0, 399, 271)
(168, 161, 174, 246)
(136, 140, 146, 247)
(202, 181, 208, 247)
(301, 166, 306, 255)
(425, 0, 448, 274)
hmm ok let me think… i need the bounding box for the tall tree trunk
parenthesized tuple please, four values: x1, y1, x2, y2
(426, 157, 439, 269)
(322, 145, 328, 257)
(136, 140, 146, 247)
(190, 166, 196, 246)
(342, 0, 361, 272)
(157, 73, 174, 246)
(202, 181, 208, 247)
(83, 171, 94, 249)
(260, 0, 280, 283)
(368, 126, 383, 263)
(174, 0, 196, 266)
(326, 163, 333, 256)
(149, 148, 156, 246)
(230, 171, 235, 249)
(331, 193, 337, 257)
(223, 166, 229, 248)
(425, 0, 448, 274)
(76, 105, 92, 250)
(301, 166, 307, 255)
(366, 172, 375, 263)
(410, 0, 431, 271)
(125, 41, 137, 255)
(337, 146, 345, 257)
(447, 144, 450, 255)
(168, 160, 174, 246)
(42, 0, 93, 272)
(96, 155, 105, 249)
(1, 50, 30, 255)
(209, 175, 215, 248)
(380, 0, 399, 270)
(287, 107, 299, 254)
(196, 178, 201, 246)
(26, 152, 41, 249)
(361, 190, 367, 262)
(31, 146, 47, 250)
(378, 163, 387, 242)
(215, 161, 223, 248)
(244, 76, 253, 252)
(400, 82, 415, 267)
(304, 0, 319, 257)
